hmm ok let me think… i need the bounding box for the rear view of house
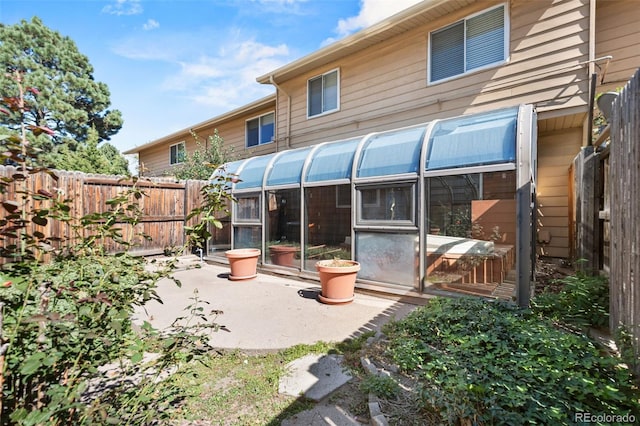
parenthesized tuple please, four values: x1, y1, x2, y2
(125, 0, 640, 303)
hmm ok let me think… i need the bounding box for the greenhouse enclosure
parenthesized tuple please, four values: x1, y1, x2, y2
(208, 105, 537, 306)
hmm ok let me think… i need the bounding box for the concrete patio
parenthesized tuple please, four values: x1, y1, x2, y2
(133, 256, 421, 351)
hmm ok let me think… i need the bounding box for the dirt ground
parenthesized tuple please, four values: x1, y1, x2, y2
(534, 256, 575, 295)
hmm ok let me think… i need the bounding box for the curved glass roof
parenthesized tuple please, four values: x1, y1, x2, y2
(426, 107, 518, 171)
(357, 126, 426, 178)
(217, 106, 522, 189)
(305, 138, 360, 182)
(223, 159, 244, 178)
(267, 147, 312, 186)
(235, 154, 274, 189)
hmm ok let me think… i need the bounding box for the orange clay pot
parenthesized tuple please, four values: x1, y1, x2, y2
(315, 259, 360, 305)
(225, 248, 261, 280)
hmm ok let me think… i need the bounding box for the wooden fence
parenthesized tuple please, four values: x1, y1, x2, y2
(575, 68, 640, 373)
(608, 69, 640, 370)
(1, 167, 208, 257)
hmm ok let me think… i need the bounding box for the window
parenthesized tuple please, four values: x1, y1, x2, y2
(235, 194, 261, 221)
(335, 185, 351, 208)
(246, 112, 275, 147)
(170, 142, 185, 165)
(308, 69, 339, 117)
(429, 4, 507, 83)
(357, 184, 415, 224)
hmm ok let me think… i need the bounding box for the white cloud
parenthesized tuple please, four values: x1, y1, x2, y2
(111, 32, 202, 61)
(143, 19, 159, 31)
(112, 29, 289, 111)
(335, 0, 423, 37)
(102, 0, 143, 16)
(163, 38, 290, 110)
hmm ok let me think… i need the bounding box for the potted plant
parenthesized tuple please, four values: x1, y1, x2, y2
(315, 259, 360, 304)
(225, 248, 261, 280)
(185, 165, 261, 280)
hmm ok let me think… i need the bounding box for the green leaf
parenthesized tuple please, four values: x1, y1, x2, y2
(2, 200, 19, 213)
(131, 352, 143, 364)
(32, 216, 48, 226)
(20, 352, 46, 375)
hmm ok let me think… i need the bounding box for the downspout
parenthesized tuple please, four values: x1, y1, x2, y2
(269, 75, 292, 150)
(587, 0, 597, 146)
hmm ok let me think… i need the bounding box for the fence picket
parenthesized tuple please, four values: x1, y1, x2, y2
(609, 69, 640, 373)
(0, 168, 208, 259)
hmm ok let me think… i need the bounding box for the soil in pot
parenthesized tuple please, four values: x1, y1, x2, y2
(315, 259, 360, 305)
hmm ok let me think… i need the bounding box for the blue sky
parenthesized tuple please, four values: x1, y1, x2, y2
(1, 0, 421, 156)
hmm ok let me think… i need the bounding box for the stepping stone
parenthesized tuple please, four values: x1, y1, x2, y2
(279, 353, 352, 401)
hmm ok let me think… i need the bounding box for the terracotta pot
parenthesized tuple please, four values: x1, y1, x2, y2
(315, 259, 360, 305)
(225, 248, 261, 280)
(269, 245, 298, 267)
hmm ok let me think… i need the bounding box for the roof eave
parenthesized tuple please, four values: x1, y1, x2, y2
(256, 0, 451, 84)
(123, 93, 276, 155)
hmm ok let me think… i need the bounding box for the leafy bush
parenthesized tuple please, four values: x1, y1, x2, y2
(169, 129, 234, 180)
(384, 297, 640, 425)
(1, 70, 225, 424)
(360, 374, 400, 399)
(531, 272, 609, 328)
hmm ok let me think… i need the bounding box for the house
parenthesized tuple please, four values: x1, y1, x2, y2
(124, 94, 276, 177)
(124, 0, 640, 302)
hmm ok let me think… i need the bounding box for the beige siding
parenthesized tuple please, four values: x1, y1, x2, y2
(596, 0, 640, 92)
(138, 105, 276, 176)
(275, 0, 590, 149)
(536, 128, 583, 258)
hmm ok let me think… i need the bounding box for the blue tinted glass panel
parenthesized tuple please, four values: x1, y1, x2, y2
(235, 155, 274, 189)
(357, 127, 426, 178)
(426, 108, 518, 171)
(267, 148, 311, 186)
(213, 160, 244, 189)
(306, 138, 360, 182)
(223, 160, 243, 177)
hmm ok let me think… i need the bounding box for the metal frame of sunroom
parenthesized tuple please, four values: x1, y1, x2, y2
(209, 105, 537, 306)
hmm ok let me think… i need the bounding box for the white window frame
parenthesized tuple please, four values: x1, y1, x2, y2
(169, 141, 185, 165)
(245, 112, 275, 148)
(307, 68, 340, 119)
(428, 3, 509, 85)
(356, 183, 416, 226)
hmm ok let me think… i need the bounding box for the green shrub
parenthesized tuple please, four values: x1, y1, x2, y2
(532, 272, 609, 329)
(360, 374, 400, 399)
(384, 297, 640, 425)
(1, 73, 226, 424)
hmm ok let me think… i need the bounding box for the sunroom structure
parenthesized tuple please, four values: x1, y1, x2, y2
(209, 105, 537, 306)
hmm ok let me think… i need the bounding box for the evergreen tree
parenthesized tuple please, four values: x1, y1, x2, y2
(47, 128, 129, 175)
(0, 17, 127, 173)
